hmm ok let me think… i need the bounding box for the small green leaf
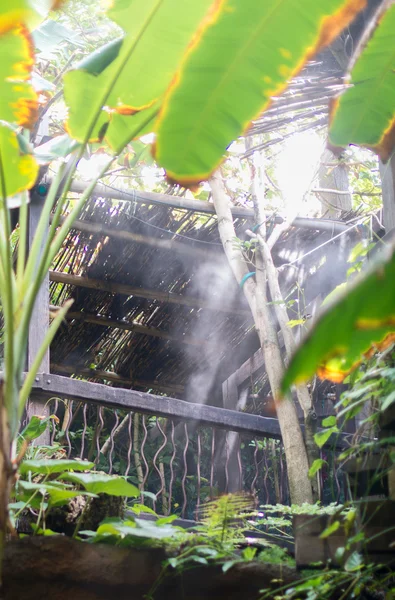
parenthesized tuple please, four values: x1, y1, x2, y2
(222, 560, 237, 573)
(242, 546, 257, 561)
(344, 509, 357, 536)
(20, 459, 94, 475)
(308, 459, 327, 478)
(30, 525, 59, 536)
(19, 415, 57, 442)
(129, 503, 157, 516)
(322, 416, 337, 427)
(156, 515, 178, 526)
(60, 473, 139, 497)
(195, 547, 220, 558)
(335, 547, 345, 563)
(344, 551, 363, 572)
(381, 390, 395, 412)
(191, 556, 208, 566)
(319, 520, 340, 539)
(287, 319, 305, 328)
(168, 557, 179, 569)
(314, 427, 338, 449)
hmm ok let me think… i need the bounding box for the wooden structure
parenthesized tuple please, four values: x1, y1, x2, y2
(14, 172, 364, 516)
(15, 5, 388, 511)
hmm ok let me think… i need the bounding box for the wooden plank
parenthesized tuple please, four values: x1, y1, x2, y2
(380, 154, 395, 234)
(233, 348, 265, 388)
(32, 373, 282, 437)
(49, 271, 251, 316)
(53, 215, 221, 262)
(25, 192, 50, 443)
(50, 306, 216, 348)
(51, 364, 184, 396)
(28, 373, 349, 447)
(221, 373, 244, 492)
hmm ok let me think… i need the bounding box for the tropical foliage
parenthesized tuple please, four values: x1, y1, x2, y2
(1, 0, 395, 595)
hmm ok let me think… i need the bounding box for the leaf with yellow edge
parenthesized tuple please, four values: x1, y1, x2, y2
(0, 1, 61, 34)
(154, 0, 366, 186)
(282, 246, 395, 392)
(0, 26, 37, 128)
(0, 124, 38, 200)
(329, 1, 395, 162)
(63, 0, 213, 152)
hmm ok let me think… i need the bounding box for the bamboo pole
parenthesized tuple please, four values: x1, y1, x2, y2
(66, 180, 255, 219)
(52, 215, 221, 262)
(50, 305, 216, 348)
(49, 271, 251, 315)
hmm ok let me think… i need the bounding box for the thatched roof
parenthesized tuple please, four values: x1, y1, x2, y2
(49, 185, 363, 408)
(50, 192, 254, 401)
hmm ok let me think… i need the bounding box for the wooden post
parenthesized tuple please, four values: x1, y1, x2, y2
(25, 190, 50, 443)
(218, 374, 248, 493)
(380, 155, 395, 234)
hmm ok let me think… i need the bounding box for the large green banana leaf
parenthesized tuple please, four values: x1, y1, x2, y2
(63, 0, 213, 153)
(154, 0, 366, 186)
(0, 0, 59, 34)
(329, 2, 395, 162)
(0, 20, 38, 201)
(281, 247, 395, 391)
(0, 125, 38, 201)
(0, 27, 37, 128)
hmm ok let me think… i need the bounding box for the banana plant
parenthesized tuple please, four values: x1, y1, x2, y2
(0, 0, 159, 578)
(0, 0, 390, 582)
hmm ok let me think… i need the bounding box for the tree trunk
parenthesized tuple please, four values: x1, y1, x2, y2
(210, 172, 313, 505)
(257, 233, 319, 500)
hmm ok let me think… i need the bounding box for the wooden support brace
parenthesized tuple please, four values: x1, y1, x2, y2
(22, 373, 349, 447)
(31, 373, 282, 438)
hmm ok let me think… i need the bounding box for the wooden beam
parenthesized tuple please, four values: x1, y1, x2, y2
(380, 155, 395, 234)
(26, 191, 50, 443)
(49, 271, 251, 316)
(53, 215, 221, 262)
(68, 180, 255, 219)
(51, 364, 184, 396)
(50, 305, 216, 348)
(32, 373, 282, 438)
(30, 373, 349, 446)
